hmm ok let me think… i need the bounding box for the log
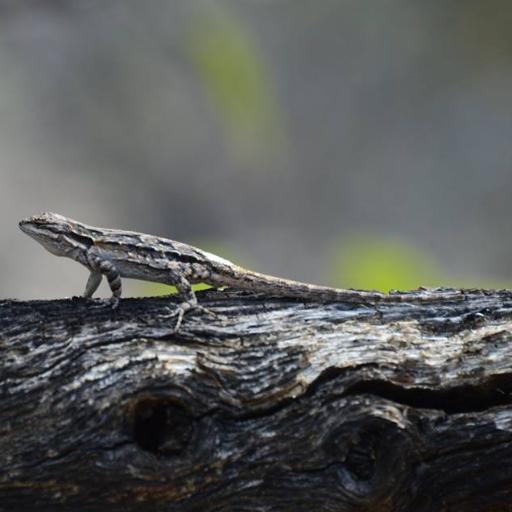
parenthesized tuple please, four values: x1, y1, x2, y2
(2, 289, 512, 511)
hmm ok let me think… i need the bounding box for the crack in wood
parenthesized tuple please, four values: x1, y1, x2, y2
(343, 375, 512, 414)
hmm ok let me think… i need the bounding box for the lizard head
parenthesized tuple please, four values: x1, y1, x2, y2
(19, 212, 93, 258)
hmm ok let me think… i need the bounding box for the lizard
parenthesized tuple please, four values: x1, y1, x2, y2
(19, 212, 463, 331)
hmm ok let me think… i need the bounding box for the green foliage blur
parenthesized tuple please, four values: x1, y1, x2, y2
(331, 235, 507, 292)
(331, 235, 444, 292)
(187, 7, 287, 163)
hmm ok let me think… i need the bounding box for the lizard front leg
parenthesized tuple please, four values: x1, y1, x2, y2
(83, 270, 102, 298)
(87, 254, 122, 306)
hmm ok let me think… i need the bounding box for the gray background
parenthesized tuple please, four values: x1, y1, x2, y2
(1, 0, 511, 299)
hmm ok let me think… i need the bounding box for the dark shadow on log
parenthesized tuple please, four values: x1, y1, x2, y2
(2, 289, 512, 511)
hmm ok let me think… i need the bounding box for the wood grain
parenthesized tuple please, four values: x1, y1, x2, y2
(2, 289, 512, 511)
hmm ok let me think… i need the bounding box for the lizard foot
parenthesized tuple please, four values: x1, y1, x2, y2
(109, 297, 120, 310)
(165, 302, 217, 332)
(85, 297, 119, 310)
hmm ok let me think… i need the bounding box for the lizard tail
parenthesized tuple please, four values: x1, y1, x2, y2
(219, 267, 388, 302)
(216, 266, 464, 304)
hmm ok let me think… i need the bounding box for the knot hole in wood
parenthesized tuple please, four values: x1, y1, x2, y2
(132, 398, 195, 455)
(326, 416, 415, 491)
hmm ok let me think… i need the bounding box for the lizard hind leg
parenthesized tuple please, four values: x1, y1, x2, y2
(170, 274, 216, 332)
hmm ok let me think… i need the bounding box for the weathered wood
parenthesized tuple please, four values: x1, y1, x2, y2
(2, 289, 512, 511)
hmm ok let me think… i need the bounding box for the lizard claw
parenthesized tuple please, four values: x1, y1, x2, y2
(191, 304, 217, 319)
(172, 306, 186, 333)
(162, 303, 188, 333)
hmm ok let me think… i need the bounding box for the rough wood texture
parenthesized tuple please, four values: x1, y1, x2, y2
(2, 289, 512, 511)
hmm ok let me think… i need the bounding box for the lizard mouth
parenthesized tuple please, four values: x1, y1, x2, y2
(19, 218, 43, 234)
(19, 218, 58, 241)
(19, 218, 36, 235)
(19, 221, 65, 257)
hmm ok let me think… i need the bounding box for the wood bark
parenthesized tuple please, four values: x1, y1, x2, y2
(2, 289, 512, 511)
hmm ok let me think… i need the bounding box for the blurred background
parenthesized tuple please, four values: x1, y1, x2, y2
(2, 0, 512, 300)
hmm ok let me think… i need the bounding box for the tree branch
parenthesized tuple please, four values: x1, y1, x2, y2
(2, 289, 512, 511)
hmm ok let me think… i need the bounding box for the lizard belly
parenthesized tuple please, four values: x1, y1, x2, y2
(113, 259, 176, 284)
